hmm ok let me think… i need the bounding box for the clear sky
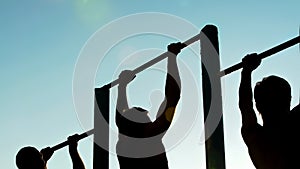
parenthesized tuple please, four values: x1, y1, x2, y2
(1, 1, 299, 169)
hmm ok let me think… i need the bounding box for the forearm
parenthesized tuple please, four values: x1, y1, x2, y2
(117, 85, 129, 113)
(165, 56, 181, 99)
(158, 57, 181, 122)
(239, 70, 257, 125)
(239, 70, 253, 108)
(69, 149, 85, 169)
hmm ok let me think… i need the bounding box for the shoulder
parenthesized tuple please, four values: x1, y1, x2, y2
(288, 106, 300, 134)
(291, 104, 300, 119)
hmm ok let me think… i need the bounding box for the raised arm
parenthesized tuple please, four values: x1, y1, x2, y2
(155, 42, 184, 125)
(68, 134, 86, 169)
(40, 147, 54, 167)
(116, 70, 136, 125)
(239, 53, 261, 129)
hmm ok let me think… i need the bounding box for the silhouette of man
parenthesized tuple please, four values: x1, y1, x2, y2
(238, 53, 299, 168)
(115, 42, 184, 169)
(16, 134, 86, 169)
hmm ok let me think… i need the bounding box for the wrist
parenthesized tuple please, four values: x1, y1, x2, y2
(118, 83, 127, 88)
(167, 56, 177, 63)
(69, 147, 78, 154)
(242, 68, 253, 74)
(168, 53, 177, 58)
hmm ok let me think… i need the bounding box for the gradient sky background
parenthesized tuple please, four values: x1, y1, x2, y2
(1, 1, 299, 169)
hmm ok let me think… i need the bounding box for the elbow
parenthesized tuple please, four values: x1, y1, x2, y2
(165, 93, 181, 106)
(173, 94, 181, 104)
(175, 89, 181, 101)
(173, 83, 181, 99)
(166, 87, 181, 103)
(238, 101, 244, 110)
(239, 102, 250, 112)
(165, 74, 181, 104)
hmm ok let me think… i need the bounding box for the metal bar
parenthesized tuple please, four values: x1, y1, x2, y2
(219, 35, 300, 77)
(104, 33, 201, 88)
(50, 129, 94, 151)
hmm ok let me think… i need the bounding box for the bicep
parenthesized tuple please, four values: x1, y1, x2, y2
(151, 99, 176, 133)
(165, 74, 181, 104)
(115, 110, 128, 127)
(241, 123, 261, 146)
(156, 97, 178, 120)
(148, 115, 171, 137)
(240, 107, 258, 128)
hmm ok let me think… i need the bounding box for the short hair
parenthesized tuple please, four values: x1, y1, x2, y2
(16, 146, 45, 169)
(254, 75, 291, 106)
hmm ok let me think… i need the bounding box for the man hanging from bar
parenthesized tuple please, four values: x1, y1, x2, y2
(16, 134, 86, 169)
(238, 53, 300, 169)
(115, 42, 184, 169)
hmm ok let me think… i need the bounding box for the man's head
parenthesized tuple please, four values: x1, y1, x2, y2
(254, 75, 291, 121)
(16, 146, 46, 169)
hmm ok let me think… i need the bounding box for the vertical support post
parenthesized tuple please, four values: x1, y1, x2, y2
(94, 86, 110, 169)
(200, 25, 226, 169)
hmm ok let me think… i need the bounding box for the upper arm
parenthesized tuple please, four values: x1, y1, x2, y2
(241, 122, 261, 146)
(148, 72, 181, 135)
(115, 109, 123, 127)
(155, 73, 181, 121)
(240, 99, 259, 144)
(149, 107, 172, 136)
(239, 105, 258, 129)
(165, 74, 181, 105)
(150, 97, 178, 135)
(238, 70, 257, 130)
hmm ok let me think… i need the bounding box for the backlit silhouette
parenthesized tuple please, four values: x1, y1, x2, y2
(16, 134, 86, 169)
(115, 42, 184, 169)
(238, 53, 299, 169)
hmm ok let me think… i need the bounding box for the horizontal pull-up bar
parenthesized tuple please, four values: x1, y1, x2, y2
(49, 33, 202, 152)
(103, 33, 201, 88)
(219, 35, 300, 77)
(50, 129, 94, 151)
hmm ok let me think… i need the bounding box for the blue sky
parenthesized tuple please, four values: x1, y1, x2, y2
(1, 1, 299, 169)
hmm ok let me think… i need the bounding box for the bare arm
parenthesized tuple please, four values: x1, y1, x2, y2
(40, 147, 54, 166)
(68, 134, 85, 169)
(155, 42, 184, 125)
(239, 69, 257, 127)
(239, 54, 261, 129)
(117, 84, 129, 114)
(116, 70, 136, 125)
